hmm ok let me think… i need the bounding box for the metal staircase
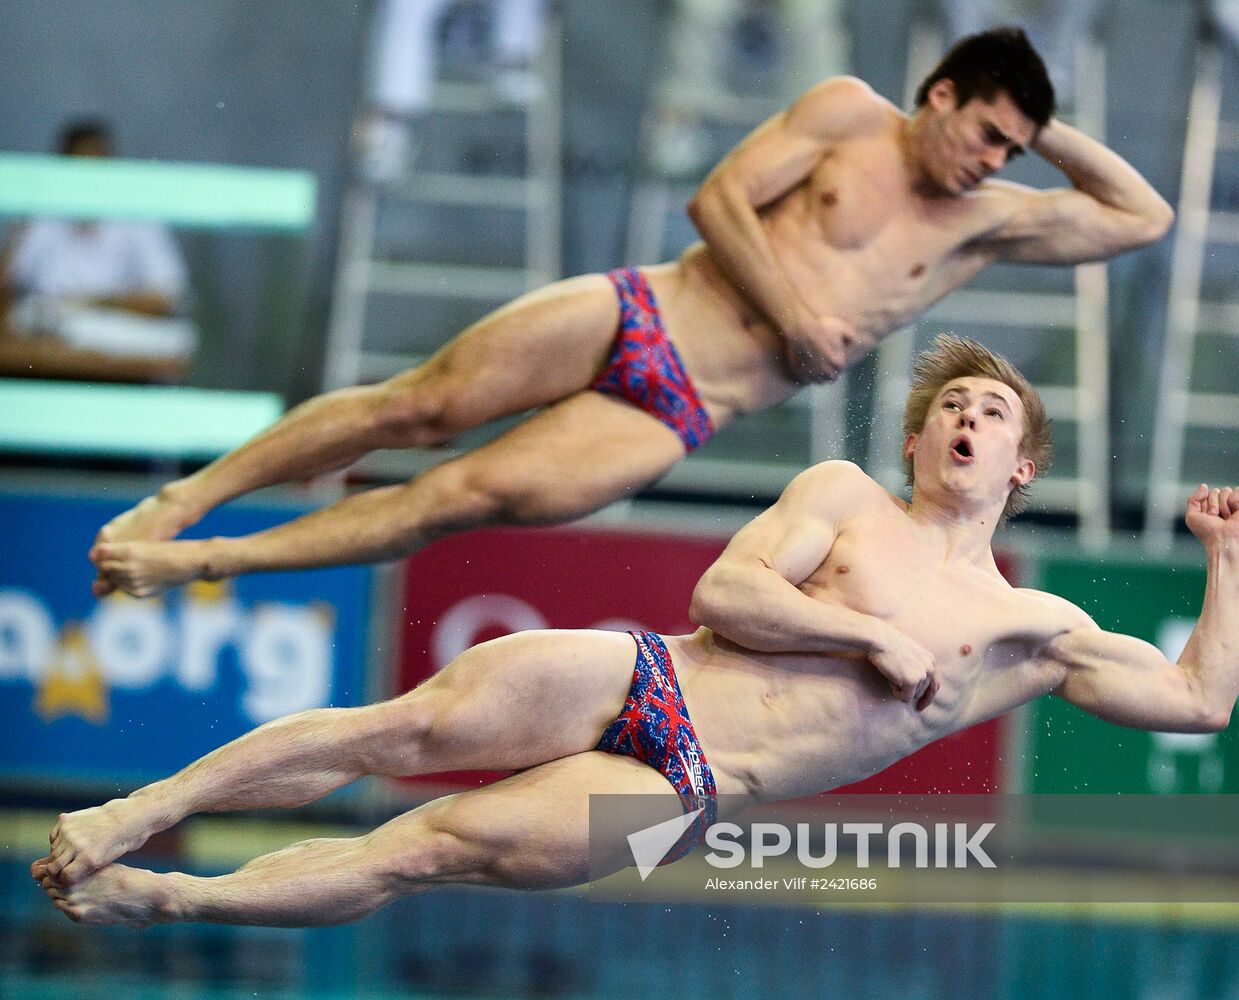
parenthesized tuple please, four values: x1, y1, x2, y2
(1144, 40, 1239, 550)
(323, 12, 562, 395)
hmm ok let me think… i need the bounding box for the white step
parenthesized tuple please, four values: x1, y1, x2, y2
(428, 80, 535, 114)
(1206, 209, 1239, 245)
(397, 172, 549, 209)
(1216, 121, 1239, 152)
(924, 290, 1078, 327)
(351, 261, 539, 299)
(1181, 390, 1239, 428)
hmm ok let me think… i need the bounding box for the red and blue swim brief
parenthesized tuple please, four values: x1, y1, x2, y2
(595, 630, 718, 863)
(590, 268, 715, 452)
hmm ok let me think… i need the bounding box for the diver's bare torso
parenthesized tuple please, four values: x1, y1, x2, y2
(662, 487, 1078, 802)
(642, 101, 1013, 426)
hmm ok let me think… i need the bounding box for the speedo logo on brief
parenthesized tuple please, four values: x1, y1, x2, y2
(676, 745, 707, 799)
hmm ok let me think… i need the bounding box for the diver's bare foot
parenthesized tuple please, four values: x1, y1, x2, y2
(91, 539, 213, 599)
(43, 796, 173, 885)
(37, 863, 179, 927)
(90, 491, 199, 596)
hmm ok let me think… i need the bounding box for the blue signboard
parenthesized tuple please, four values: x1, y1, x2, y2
(0, 487, 372, 789)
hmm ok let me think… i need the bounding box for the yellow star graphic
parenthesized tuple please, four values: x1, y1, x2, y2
(185, 578, 232, 603)
(34, 623, 108, 724)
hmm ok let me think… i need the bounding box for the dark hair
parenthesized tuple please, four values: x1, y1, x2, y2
(914, 27, 1055, 127)
(57, 119, 113, 156)
(902, 334, 1052, 521)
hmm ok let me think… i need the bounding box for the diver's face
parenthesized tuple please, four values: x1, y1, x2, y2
(906, 376, 1033, 509)
(922, 79, 1036, 194)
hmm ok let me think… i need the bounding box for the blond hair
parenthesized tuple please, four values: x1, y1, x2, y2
(902, 335, 1052, 520)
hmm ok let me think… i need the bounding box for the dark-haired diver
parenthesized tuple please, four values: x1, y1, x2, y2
(89, 28, 1171, 598)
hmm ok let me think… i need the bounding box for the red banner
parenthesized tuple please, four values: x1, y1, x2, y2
(396, 527, 1016, 794)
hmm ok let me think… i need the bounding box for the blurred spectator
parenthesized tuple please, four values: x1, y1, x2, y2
(0, 120, 196, 382)
(1213, 0, 1239, 50)
(940, 0, 1099, 109)
(355, 0, 548, 185)
(648, 0, 850, 177)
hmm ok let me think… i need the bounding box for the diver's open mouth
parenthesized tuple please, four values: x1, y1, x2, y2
(950, 436, 974, 463)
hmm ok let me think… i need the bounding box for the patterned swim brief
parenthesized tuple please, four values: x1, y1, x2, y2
(595, 630, 718, 863)
(590, 268, 715, 452)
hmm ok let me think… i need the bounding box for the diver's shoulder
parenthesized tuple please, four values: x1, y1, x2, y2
(792, 76, 897, 137)
(1013, 586, 1096, 631)
(791, 460, 893, 506)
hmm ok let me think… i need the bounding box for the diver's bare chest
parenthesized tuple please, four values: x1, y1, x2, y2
(801, 528, 1041, 659)
(800, 153, 974, 267)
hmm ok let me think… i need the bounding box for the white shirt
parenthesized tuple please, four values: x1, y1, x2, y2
(7, 218, 188, 303)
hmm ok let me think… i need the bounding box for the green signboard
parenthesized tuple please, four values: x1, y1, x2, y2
(1027, 555, 1239, 795)
(0, 154, 315, 230)
(0, 379, 282, 459)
